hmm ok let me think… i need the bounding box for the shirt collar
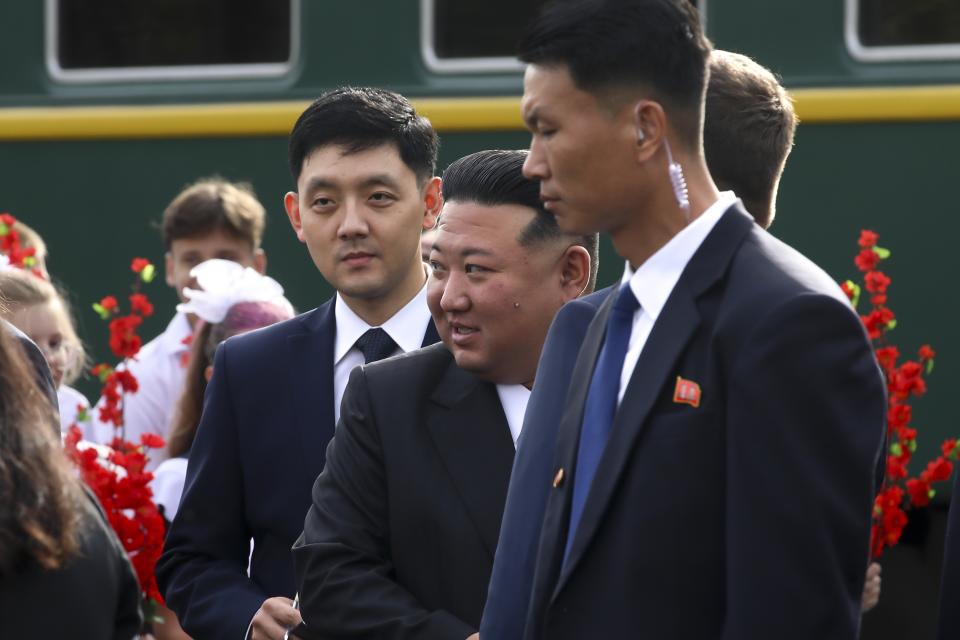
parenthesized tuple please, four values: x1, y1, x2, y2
(160, 312, 194, 355)
(496, 383, 532, 447)
(621, 191, 739, 321)
(334, 278, 432, 364)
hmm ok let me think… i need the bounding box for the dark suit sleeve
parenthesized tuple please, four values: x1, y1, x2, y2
(937, 472, 960, 640)
(156, 343, 265, 640)
(292, 366, 476, 640)
(723, 293, 885, 639)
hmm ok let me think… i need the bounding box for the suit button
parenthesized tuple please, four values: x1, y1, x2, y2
(553, 468, 565, 488)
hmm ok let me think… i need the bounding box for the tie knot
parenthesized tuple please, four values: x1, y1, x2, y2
(613, 283, 640, 315)
(354, 328, 398, 364)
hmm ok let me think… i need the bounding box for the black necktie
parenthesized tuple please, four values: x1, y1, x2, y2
(354, 328, 398, 364)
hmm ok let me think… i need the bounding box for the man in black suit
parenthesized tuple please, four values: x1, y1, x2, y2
(157, 88, 443, 640)
(481, 48, 806, 638)
(506, 1, 886, 638)
(937, 470, 960, 639)
(291, 150, 597, 640)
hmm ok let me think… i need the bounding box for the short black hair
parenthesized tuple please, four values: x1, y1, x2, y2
(441, 149, 599, 292)
(518, 0, 711, 144)
(288, 87, 439, 184)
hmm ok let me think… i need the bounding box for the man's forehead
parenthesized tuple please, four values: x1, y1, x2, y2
(299, 143, 413, 185)
(434, 201, 533, 252)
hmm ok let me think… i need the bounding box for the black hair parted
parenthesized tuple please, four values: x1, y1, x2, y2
(519, 0, 711, 126)
(441, 150, 599, 291)
(288, 87, 439, 184)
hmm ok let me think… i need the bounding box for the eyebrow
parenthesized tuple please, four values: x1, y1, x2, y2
(304, 173, 403, 194)
(431, 243, 495, 258)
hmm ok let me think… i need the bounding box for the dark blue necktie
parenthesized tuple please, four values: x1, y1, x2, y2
(354, 328, 398, 364)
(564, 284, 639, 565)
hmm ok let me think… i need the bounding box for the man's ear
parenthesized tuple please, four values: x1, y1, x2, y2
(283, 192, 305, 243)
(558, 244, 591, 301)
(421, 177, 443, 231)
(633, 99, 667, 164)
(252, 248, 267, 274)
(164, 252, 175, 288)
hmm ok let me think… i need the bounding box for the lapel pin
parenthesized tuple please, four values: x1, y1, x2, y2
(553, 467, 565, 488)
(673, 376, 701, 408)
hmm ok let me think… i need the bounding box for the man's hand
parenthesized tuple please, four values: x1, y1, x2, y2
(250, 597, 302, 640)
(861, 562, 882, 612)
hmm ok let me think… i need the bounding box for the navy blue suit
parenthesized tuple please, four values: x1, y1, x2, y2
(480, 287, 611, 640)
(156, 299, 439, 640)
(493, 206, 886, 639)
(937, 472, 960, 639)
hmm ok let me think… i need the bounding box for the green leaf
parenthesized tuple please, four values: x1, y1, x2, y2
(0, 223, 8, 235)
(908, 439, 917, 452)
(927, 359, 935, 375)
(76, 406, 89, 422)
(97, 366, 113, 383)
(872, 246, 891, 259)
(91, 303, 110, 321)
(890, 442, 903, 457)
(886, 319, 897, 331)
(141, 264, 156, 283)
(843, 280, 861, 309)
(929, 489, 937, 500)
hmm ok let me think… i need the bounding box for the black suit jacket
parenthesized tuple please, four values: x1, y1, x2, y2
(292, 342, 515, 639)
(937, 471, 960, 639)
(157, 299, 439, 640)
(524, 206, 886, 640)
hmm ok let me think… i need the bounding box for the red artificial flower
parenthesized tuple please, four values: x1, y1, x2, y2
(130, 257, 151, 273)
(864, 271, 891, 294)
(906, 477, 932, 507)
(858, 230, 879, 248)
(861, 307, 895, 340)
(108, 315, 143, 359)
(875, 346, 900, 372)
(129, 293, 154, 317)
(943, 439, 960, 459)
(112, 369, 139, 393)
(871, 294, 887, 306)
(855, 248, 880, 272)
(887, 403, 911, 429)
(0, 212, 15, 228)
(924, 457, 953, 483)
(140, 433, 165, 449)
(887, 455, 909, 480)
(99, 296, 119, 313)
(919, 345, 936, 361)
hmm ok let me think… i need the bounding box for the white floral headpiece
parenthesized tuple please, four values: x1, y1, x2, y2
(177, 259, 293, 324)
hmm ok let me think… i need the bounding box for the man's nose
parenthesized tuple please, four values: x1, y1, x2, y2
(440, 272, 470, 312)
(338, 198, 369, 239)
(523, 137, 548, 180)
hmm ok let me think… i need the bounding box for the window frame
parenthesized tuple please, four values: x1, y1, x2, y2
(45, 0, 301, 84)
(845, 0, 960, 63)
(420, 0, 709, 74)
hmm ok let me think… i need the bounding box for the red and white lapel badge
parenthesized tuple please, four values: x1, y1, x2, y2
(673, 376, 701, 408)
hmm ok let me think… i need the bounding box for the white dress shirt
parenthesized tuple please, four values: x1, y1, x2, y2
(333, 282, 433, 424)
(57, 384, 93, 439)
(92, 312, 193, 471)
(496, 384, 532, 447)
(617, 192, 740, 403)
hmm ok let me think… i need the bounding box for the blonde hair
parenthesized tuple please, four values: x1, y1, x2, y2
(0, 270, 86, 385)
(11, 220, 48, 260)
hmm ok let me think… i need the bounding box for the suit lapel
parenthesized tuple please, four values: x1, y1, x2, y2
(425, 352, 516, 557)
(288, 300, 337, 483)
(550, 206, 756, 598)
(421, 320, 440, 347)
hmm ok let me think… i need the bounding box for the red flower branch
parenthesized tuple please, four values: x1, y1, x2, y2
(841, 230, 957, 558)
(64, 257, 166, 613)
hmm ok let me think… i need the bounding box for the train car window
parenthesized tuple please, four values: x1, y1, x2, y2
(422, 0, 701, 73)
(48, 0, 297, 82)
(847, 0, 960, 61)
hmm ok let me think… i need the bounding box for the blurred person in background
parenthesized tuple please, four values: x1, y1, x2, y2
(0, 268, 92, 438)
(0, 321, 142, 639)
(150, 259, 294, 640)
(93, 178, 268, 470)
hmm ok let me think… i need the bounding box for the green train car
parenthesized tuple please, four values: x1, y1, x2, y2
(1, 1, 958, 634)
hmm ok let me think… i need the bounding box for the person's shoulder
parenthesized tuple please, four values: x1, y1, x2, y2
(357, 342, 453, 397)
(730, 226, 849, 306)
